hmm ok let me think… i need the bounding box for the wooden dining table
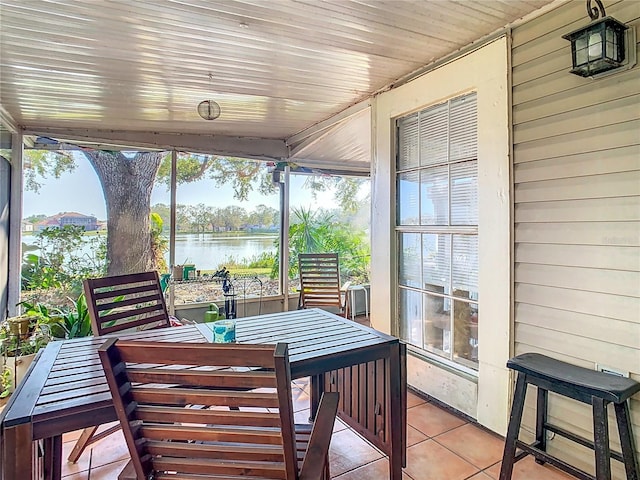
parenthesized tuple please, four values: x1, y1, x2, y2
(0, 308, 406, 480)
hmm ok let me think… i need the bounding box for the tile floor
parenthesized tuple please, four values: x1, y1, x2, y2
(58, 379, 575, 480)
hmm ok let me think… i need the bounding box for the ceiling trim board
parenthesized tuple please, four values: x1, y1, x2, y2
(21, 128, 289, 162)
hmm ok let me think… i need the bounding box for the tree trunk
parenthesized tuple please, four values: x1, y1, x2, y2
(82, 150, 164, 276)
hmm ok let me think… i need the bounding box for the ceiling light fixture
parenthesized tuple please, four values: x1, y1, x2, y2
(197, 73, 221, 120)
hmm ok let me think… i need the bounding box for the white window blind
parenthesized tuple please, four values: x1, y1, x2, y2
(396, 92, 479, 369)
(397, 113, 419, 170)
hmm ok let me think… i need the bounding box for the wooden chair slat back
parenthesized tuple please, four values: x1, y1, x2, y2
(298, 253, 343, 309)
(83, 271, 171, 336)
(99, 339, 298, 480)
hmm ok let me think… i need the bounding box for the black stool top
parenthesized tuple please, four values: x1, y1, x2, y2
(507, 353, 640, 404)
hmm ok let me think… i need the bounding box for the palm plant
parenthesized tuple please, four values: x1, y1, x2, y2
(272, 207, 370, 284)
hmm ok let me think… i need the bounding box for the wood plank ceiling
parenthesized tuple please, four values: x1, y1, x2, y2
(0, 0, 556, 169)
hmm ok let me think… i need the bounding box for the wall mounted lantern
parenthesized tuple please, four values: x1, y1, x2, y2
(563, 0, 628, 77)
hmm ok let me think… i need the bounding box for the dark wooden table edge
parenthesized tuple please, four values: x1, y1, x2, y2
(2, 343, 62, 428)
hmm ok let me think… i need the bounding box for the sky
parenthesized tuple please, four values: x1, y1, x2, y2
(22, 154, 340, 220)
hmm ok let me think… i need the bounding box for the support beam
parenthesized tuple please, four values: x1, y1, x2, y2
(8, 132, 23, 317)
(23, 128, 288, 162)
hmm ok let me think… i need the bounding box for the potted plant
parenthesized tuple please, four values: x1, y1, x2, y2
(19, 294, 92, 340)
(0, 313, 51, 397)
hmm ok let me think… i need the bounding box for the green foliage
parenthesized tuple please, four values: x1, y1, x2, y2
(19, 301, 64, 339)
(0, 315, 51, 357)
(152, 202, 279, 235)
(150, 212, 168, 273)
(52, 294, 93, 339)
(156, 154, 277, 202)
(247, 251, 277, 269)
(274, 207, 370, 283)
(0, 366, 12, 398)
(19, 294, 92, 339)
(21, 226, 107, 294)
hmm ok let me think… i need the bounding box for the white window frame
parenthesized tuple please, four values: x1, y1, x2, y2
(371, 37, 511, 434)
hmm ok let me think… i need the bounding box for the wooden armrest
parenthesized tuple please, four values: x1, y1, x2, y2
(299, 392, 339, 480)
(340, 281, 352, 292)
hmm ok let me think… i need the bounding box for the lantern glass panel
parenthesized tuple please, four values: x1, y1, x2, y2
(588, 29, 604, 61)
(575, 34, 589, 66)
(605, 25, 621, 62)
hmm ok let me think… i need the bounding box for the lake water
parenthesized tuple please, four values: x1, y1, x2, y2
(24, 232, 278, 272)
(172, 233, 278, 271)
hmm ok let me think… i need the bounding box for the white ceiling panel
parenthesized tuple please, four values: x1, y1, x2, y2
(0, 0, 556, 165)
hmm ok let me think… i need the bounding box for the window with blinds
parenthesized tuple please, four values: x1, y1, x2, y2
(396, 92, 479, 370)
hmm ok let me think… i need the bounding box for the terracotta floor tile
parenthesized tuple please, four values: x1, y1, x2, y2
(408, 402, 467, 437)
(485, 456, 576, 480)
(468, 472, 493, 479)
(407, 425, 428, 447)
(61, 427, 128, 477)
(332, 458, 413, 480)
(434, 423, 504, 469)
(293, 407, 348, 432)
(407, 391, 427, 408)
(404, 439, 479, 480)
(64, 459, 129, 479)
(292, 385, 310, 412)
(293, 376, 310, 388)
(329, 428, 384, 477)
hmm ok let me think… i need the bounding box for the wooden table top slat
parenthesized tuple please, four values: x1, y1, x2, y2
(289, 338, 391, 364)
(36, 384, 111, 406)
(47, 365, 104, 380)
(44, 369, 106, 387)
(32, 392, 114, 418)
(40, 376, 106, 396)
(234, 324, 374, 346)
(50, 358, 103, 372)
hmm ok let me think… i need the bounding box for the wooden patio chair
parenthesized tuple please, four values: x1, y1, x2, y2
(298, 253, 350, 318)
(84, 271, 171, 336)
(67, 271, 172, 463)
(99, 339, 339, 480)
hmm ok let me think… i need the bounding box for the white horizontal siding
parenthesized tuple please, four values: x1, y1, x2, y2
(515, 221, 640, 246)
(513, 94, 640, 144)
(515, 171, 640, 203)
(516, 302, 640, 349)
(514, 119, 640, 163)
(513, 68, 640, 125)
(515, 243, 639, 270)
(516, 197, 640, 222)
(512, 0, 640, 472)
(515, 263, 640, 297)
(515, 283, 639, 323)
(514, 145, 640, 182)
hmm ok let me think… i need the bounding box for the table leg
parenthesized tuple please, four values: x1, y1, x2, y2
(43, 435, 62, 480)
(309, 374, 324, 422)
(3, 423, 33, 480)
(389, 342, 404, 480)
